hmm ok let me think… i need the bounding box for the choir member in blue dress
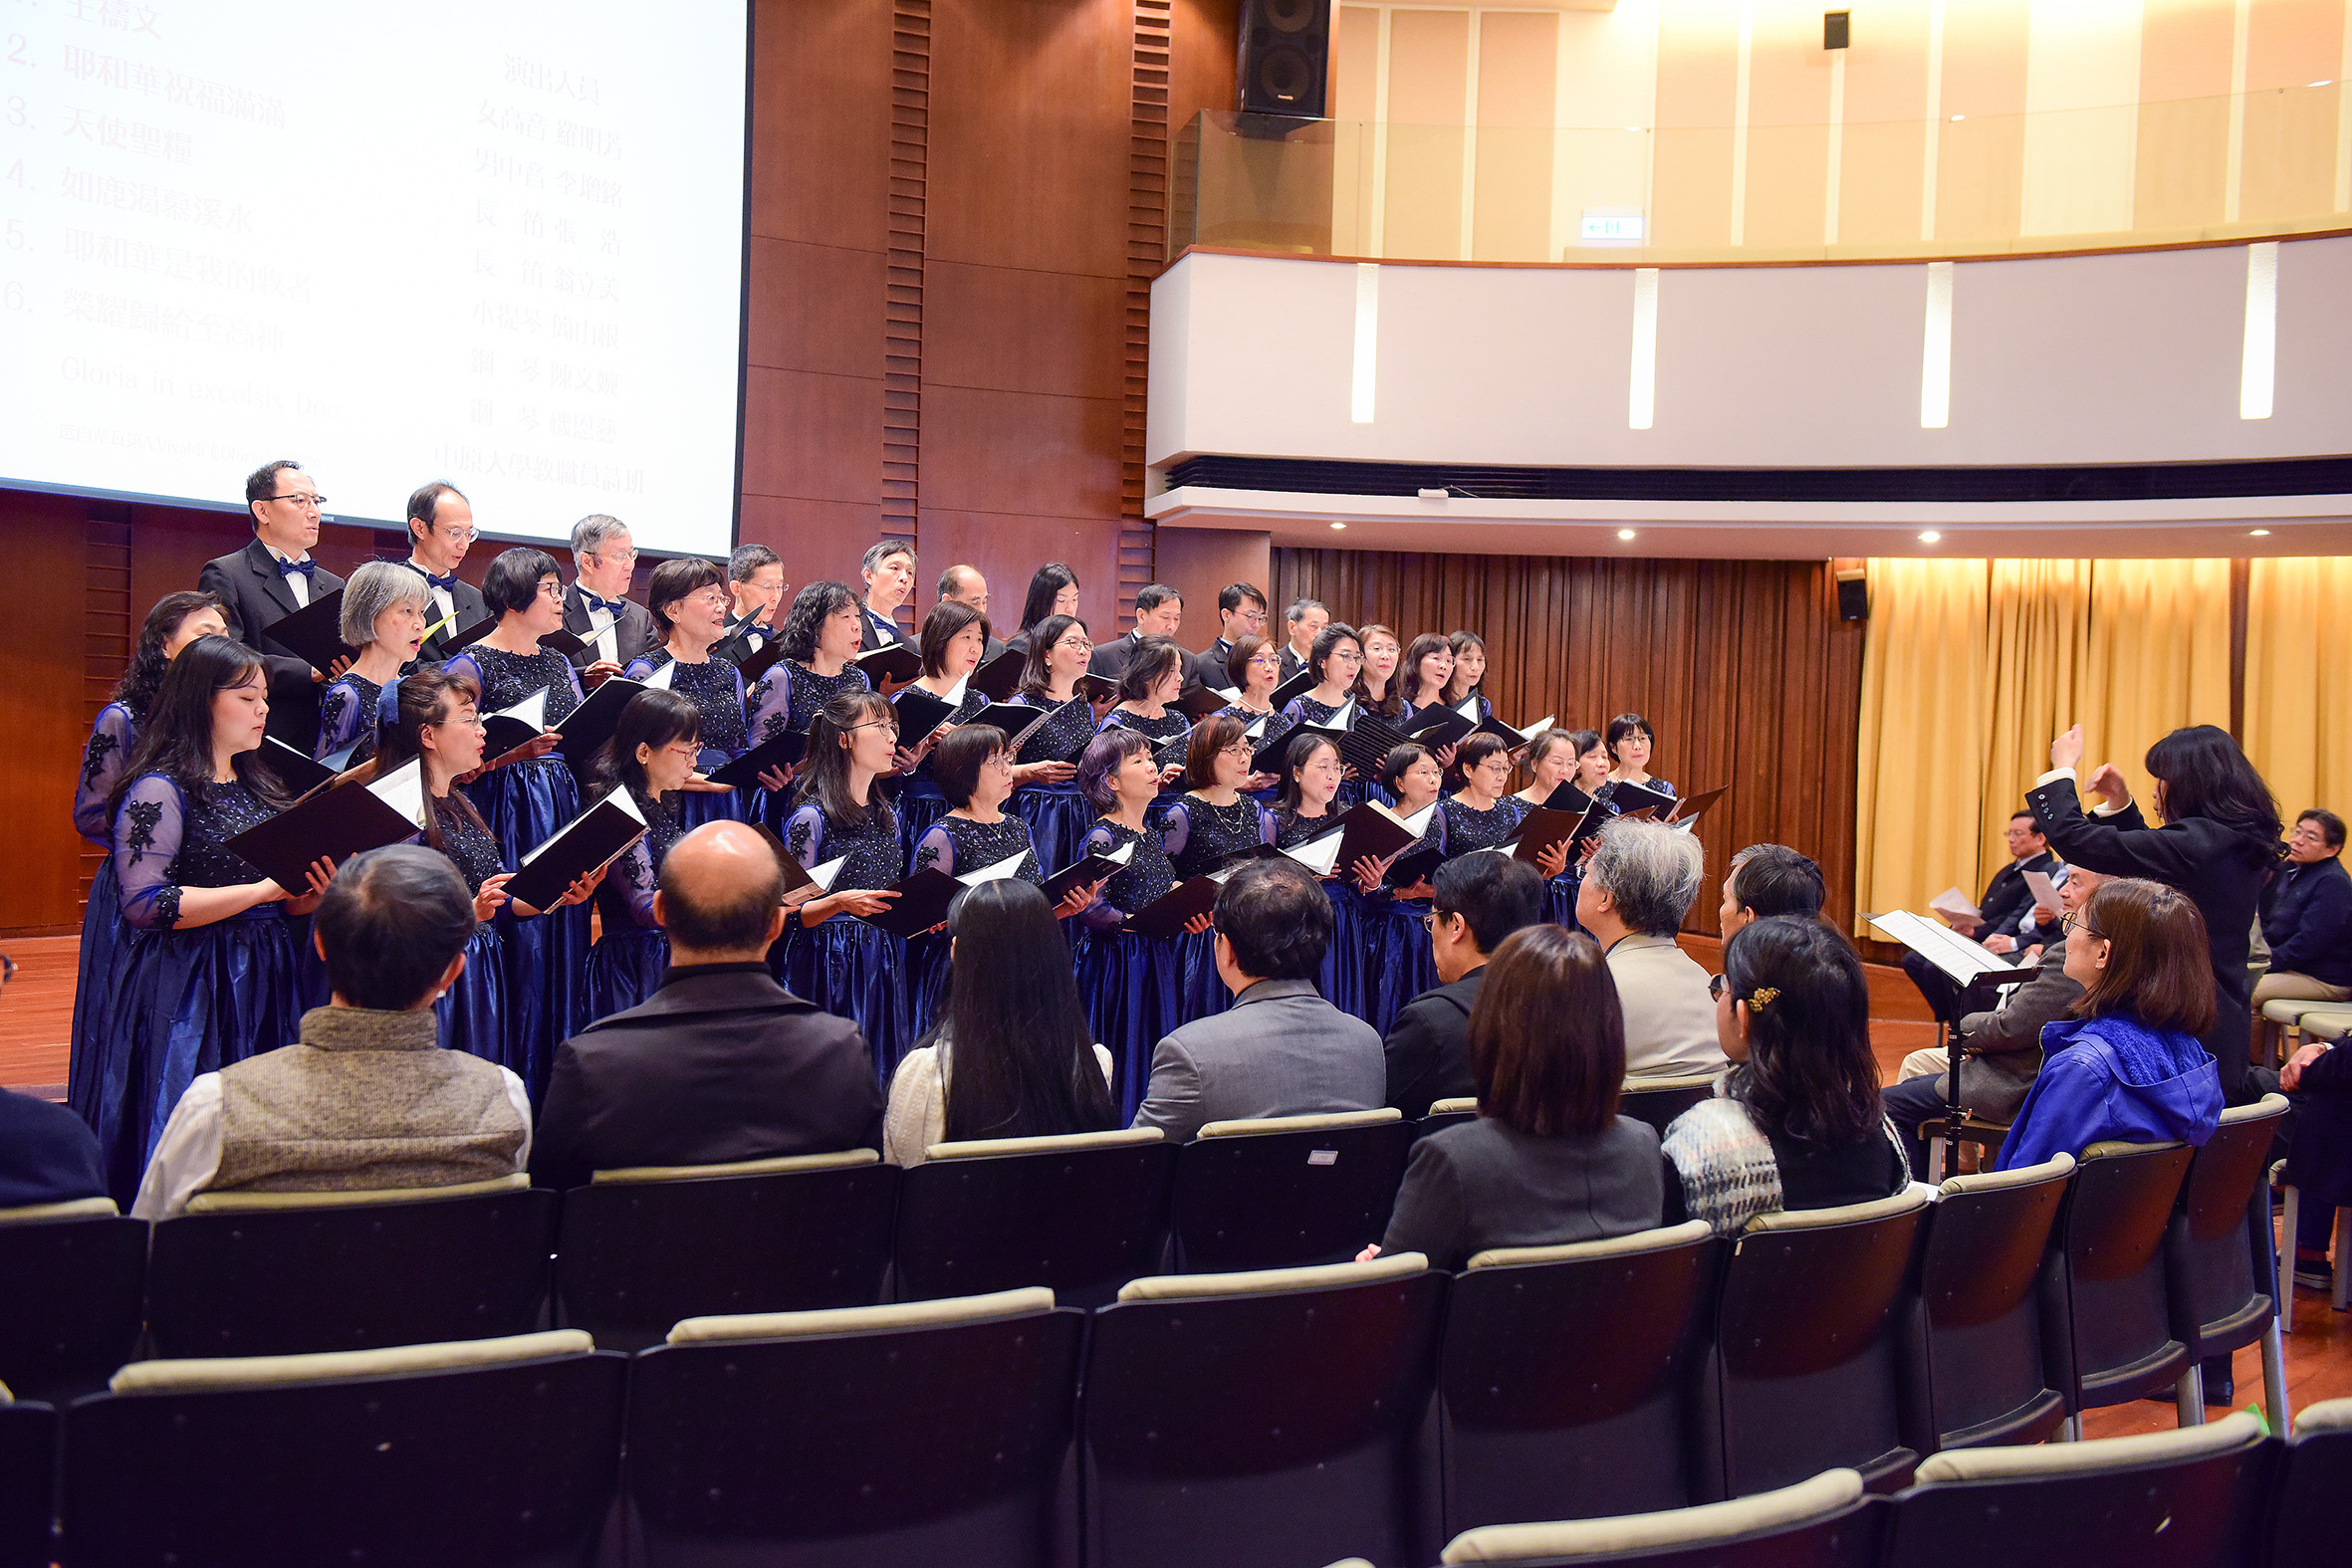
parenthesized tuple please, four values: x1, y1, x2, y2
(91, 636, 329, 1201)
(1004, 561, 1082, 659)
(718, 543, 787, 664)
(1007, 612, 1104, 871)
(1163, 715, 1279, 1024)
(904, 726, 1105, 1032)
(1354, 624, 1410, 725)
(625, 557, 763, 833)
(1399, 632, 1455, 717)
(1099, 637, 1195, 759)
(69, 591, 226, 1141)
(893, 598, 995, 861)
(1511, 728, 1603, 929)
(1361, 743, 1448, 1037)
(447, 547, 595, 1055)
(1273, 732, 1370, 1019)
(1444, 631, 1493, 722)
(315, 561, 430, 766)
(856, 540, 921, 657)
(1605, 711, 1677, 799)
(1281, 622, 1364, 731)
(745, 580, 874, 834)
(354, 667, 600, 1090)
(779, 689, 922, 1080)
(1215, 633, 1294, 804)
(584, 690, 701, 1021)
(1070, 729, 1205, 1120)
(1443, 734, 1534, 854)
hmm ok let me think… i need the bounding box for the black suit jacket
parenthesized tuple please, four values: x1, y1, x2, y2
(1188, 637, 1239, 692)
(2025, 776, 2277, 1101)
(1383, 967, 1487, 1120)
(410, 565, 491, 665)
(0, 1088, 107, 1209)
(1278, 645, 1309, 684)
(561, 583, 658, 672)
(197, 538, 347, 749)
(858, 601, 917, 656)
(530, 963, 883, 1190)
(1089, 630, 1147, 682)
(1978, 849, 2058, 941)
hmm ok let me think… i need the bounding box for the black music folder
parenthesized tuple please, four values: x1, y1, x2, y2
(553, 676, 648, 769)
(1173, 683, 1236, 719)
(1075, 673, 1120, 704)
(539, 627, 590, 659)
(254, 737, 339, 800)
(965, 701, 1053, 750)
(969, 647, 1028, 704)
(1608, 780, 1679, 818)
(1539, 781, 1594, 814)
(481, 688, 553, 761)
(506, 787, 648, 912)
(1401, 704, 1476, 750)
(443, 612, 503, 654)
(1124, 875, 1218, 941)
(728, 635, 790, 686)
(1668, 785, 1730, 827)
(263, 588, 356, 675)
(1269, 668, 1318, 711)
(225, 759, 427, 893)
(891, 685, 960, 745)
(1043, 840, 1133, 905)
(861, 846, 1033, 939)
(705, 728, 811, 788)
(1509, 806, 1587, 870)
(854, 644, 923, 687)
(1282, 801, 1421, 878)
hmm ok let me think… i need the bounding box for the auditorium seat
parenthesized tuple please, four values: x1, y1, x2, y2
(893, 1127, 1176, 1306)
(1439, 1222, 1722, 1535)
(1882, 1410, 2274, 1568)
(1616, 1075, 1719, 1138)
(554, 1150, 897, 1351)
(2271, 1397, 2352, 1567)
(0, 1394, 54, 1568)
(1171, 1109, 1414, 1272)
(144, 1174, 558, 1358)
(2165, 1095, 2290, 1424)
(1712, 1189, 1932, 1495)
(1082, 1253, 1446, 1568)
(0, 1197, 146, 1403)
(1418, 1096, 1479, 1139)
(628, 1288, 1086, 1568)
(2041, 1140, 2197, 1435)
(1916, 1155, 2072, 1450)
(58, 1330, 625, 1568)
(2273, 1157, 2352, 1324)
(1435, 1466, 1880, 1567)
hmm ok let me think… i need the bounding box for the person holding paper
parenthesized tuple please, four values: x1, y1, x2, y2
(316, 562, 429, 767)
(197, 459, 349, 750)
(1098, 636, 1195, 762)
(778, 690, 919, 1080)
(1087, 582, 1183, 681)
(1441, 735, 1531, 854)
(563, 514, 657, 684)
(893, 598, 997, 859)
(625, 558, 755, 834)
(1004, 562, 1083, 659)
(1281, 622, 1364, 731)
(1901, 809, 2060, 1025)
(1273, 733, 1367, 1016)
(1443, 632, 1492, 722)
(89, 636, 329, 1200)
(1071, 729, 1202, 1120)
(856, 540, 921, 655)
(1380, 853, 1548, 1121)
(583, 690, 701, 1021)
(447, 548, 596, 1058)
(1577, 817, 1725, 1079)
(401, 482, 489, 667)
(719, 543, 787, 662)
(1005, 612, 1101, 872)
(1603, 713, 1673, 797)
(1278, 598, 1328, 685)
(1510, 729, 1595, 930)
(69, 590, 227, 1132)
(744, 581, 875, 834)
(1163, 715, 1280, 1025)
(1360, 744, 1450, 1036)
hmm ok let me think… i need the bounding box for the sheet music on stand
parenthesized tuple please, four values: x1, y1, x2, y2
(1866, 909, 2018, 1183)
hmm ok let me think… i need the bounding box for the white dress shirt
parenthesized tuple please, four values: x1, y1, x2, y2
(406, 559, 456, 633)
(264, 544, 313, 607)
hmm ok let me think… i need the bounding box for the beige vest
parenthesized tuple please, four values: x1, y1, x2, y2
(212, 1007, 526, 1194)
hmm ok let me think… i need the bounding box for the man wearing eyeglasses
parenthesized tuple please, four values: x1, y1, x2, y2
(402, 481, 490, 665)
(563, 512, 657, 686)
(198, 457, 350, 748)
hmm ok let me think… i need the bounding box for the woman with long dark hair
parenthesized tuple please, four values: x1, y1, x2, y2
(1400, 632, 1455, 713)
(1359, 742, 1449, 1035)
(2033, 723, 2284, 1102)
(583, 689, 700, 1019)
(1005, 561, 1082, 657)
(884, 879, 1116, 1164)
(892, 598, 995, 859)
(1007, 612, 1100, 870)
(315, 561, 428, 767)
(87, 636, 327, 1200)
(625, 556, 758, 832)
(745, 580, 874, 834)
(1662, 915, 1909, 1233)
(1100, 635, 1193, 750)
(1444, 631, 1492, 720)
(70, 590, 226, 1122)
(1354, 624, 1409, 722)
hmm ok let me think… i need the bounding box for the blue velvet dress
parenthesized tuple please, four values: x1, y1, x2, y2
(93, 773, 302, 1203)
(69, 703, 135, 1129)
(1362, 807, 1448, 1038)
(894, 686, 989, 864)
(904, 812, 1049, 1037)
(1009, 691, 1102, 875)
(421, 798, 513, 1082)
(448, 645, 595, 1061)
(585, 785, 682, 1023)
(1282, 693, 1365, 805)
(1277, 805, 1366, 1020)
(625, 650, 750, 832)
(1098, 706, 1192, 830)
(744, 660, 871, 835)
(777, 798, 910, 1082)
(314, 673, 382, 766)
(1071, 818, 1185, 1122)
(1164, 793, 1277, 1026)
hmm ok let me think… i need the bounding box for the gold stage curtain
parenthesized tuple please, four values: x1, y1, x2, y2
(1854, 557, 2232, 933)
(2244, 557, 2352, 819)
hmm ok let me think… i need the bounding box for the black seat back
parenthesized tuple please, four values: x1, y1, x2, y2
(0, 1401, 55, 1568)
(894, 1137, 1177, 1305)
(555, 1161, 898, 1350)
(1172, 1118, 1414, 1271)
(2165, 1099, 2286, 1358)
(2271, 1412, 2352, 1567)
(2044, 1141, 2194, 1412)
(1619, 1082, 1716, 1137)
(1918, 1160, 2071, 1449)
(145, 1187, 558, 1358)
(0, 1212, 145, 1401)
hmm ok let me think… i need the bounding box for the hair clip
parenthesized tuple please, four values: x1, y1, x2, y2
(1748, 987, 1779, 1010)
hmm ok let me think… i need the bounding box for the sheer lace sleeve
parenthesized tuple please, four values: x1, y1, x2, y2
(1079, 822, 1126, 930)
(608, 828, 661, 929)
(784, 803, 828, 869)
(114, 774, 189, 930)
(314, 682, 366, 763)
(1253, 800, 1276, 845)
(911, 822, 957, 879)
(443, 650, 485, 694)
(623, 655, 659, 683)
(75, 703, 135, 844)
(1159, 799, 1192, 864)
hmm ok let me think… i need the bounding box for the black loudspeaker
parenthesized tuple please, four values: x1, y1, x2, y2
(1824, 10, 1851, 50)
(1835, 566, 1868, 621)
(1237, 0, 1330, 118)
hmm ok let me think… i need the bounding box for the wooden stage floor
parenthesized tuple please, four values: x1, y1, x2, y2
(4, 930, 2344, 1437)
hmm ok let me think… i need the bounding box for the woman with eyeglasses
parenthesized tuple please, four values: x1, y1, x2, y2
(446, 548, 598, 1058)
(582, 689, 703, 1020)
(1162, 713, 1279, 1023)
(1662, 916, 1909, 1234)
(1442, 734, 1532, 856)
(1005, 612, 1099, 872)
(1358, 743, 1449, 1036)
(745, 581, 875, 835)
(70, 591, 227, 1138)
(1217, 634, 1294, 802)
(1604, 712, 1674, 799)
(890, 598, 997, 863)
(1283, 622, 1364, 732)
(777, 689, 918, 1079)
(1354, 624, 1409, 724)
(624, 557, 768, 834)
(315, 562, 428, 768)
(1274, 731, 1368, 1018)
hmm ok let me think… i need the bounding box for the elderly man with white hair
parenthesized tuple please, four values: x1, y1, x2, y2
(1576, 817, 1725, 1078)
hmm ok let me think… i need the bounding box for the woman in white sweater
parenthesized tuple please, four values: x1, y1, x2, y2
(884, 879, 1117, 1165)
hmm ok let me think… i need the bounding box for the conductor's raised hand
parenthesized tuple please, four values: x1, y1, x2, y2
(2049, 724, 2085, 774)
(2085, 763, 2131, 811)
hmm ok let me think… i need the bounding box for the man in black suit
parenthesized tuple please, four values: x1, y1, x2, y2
(1088, 582, 1184, 681)
(1187, 581, 1268, 691)
(197, 458, 348, 749)
(1277, 596, 1328, 684)
(562, 513, 657, 686)
(856, 540, 920, 654)
(1903, 808, 2060, 1023)
(531, 821, 881, 1189)
(716, 542, 787, 666)
(1383, 853, 1547, 1118)
(937, 562, 1007, 662)
(403, 481, 489, 664)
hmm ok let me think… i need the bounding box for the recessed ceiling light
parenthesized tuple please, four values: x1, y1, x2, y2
(1329, 522, 1346, 531)
(2311, 81, 2333, 89)
(1918, 531, 1942, 544)
(1617, 529, 1636, 541)
(2250, 528, 2272, 537)
(1949, 113, 1965, 122)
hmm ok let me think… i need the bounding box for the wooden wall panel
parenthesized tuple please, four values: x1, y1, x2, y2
(1273, 548, 1866, 937)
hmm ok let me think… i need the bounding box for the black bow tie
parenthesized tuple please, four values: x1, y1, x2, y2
(415, 566, 459, 592)
(276, 557, 317, 579)
(581, 590, 629, 617)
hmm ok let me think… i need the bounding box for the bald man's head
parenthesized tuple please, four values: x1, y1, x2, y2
(654, 820, 788, 959)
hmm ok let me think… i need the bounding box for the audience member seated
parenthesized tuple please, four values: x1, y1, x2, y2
(1718, 842, 1826, 939)
(531, 822, 880, 1189)
(1661, 916, 1910, 1234)
(1364, 924, 1665, 1271)
(2262, 989, 2352, 1287)
(1132, 859, 1383, 1140)
(1883, 869, 2104, 1177)
(1383, 853, 1546, 1118)
(1995, 876, 2223, 1171)
(885, 880, 1117, 1165)
(0, 951, 107, 1208)
(1577, 817, 1726, 1078)
(2254, 808, 2352, 1008)
(130, 846, 531, 1220)
(1904, 809, 2059, 1024)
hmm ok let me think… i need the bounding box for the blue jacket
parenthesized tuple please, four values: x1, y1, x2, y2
(2262, 855, 2352, 988)
(1996, 1013, 2222, 1171)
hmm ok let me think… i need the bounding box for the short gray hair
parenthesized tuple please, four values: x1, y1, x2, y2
(860, 540, 915, 576)
(340, 560, 431, 647)
(1587, 816, 1706, 937)
(572, 514, 630, 559)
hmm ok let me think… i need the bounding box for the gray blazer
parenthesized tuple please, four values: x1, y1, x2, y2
(1952, 935, 2082, 1121)
(1133, 979, 1386, 1143)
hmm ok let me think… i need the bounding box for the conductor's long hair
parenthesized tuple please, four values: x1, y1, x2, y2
(941, 880, 1115, 1142)
(351, 667, 495, 856)
(112, 591, 225, 722)
(109, 634, 285, 821)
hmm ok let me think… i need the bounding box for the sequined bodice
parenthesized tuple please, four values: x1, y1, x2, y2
(467, 645, 583, 724)
(434, 798, 510, 894)
(643, 653, 747, 754)
(1172, 796, 1268, 876)
(914, 812, 1044, 884)
(158, 780, 276, 888)
(1092, 818, 1176, 913)
(1012, 694, 1098, 764)
(753, 662, 870, 744)
(1442, 794, 1529, 854)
